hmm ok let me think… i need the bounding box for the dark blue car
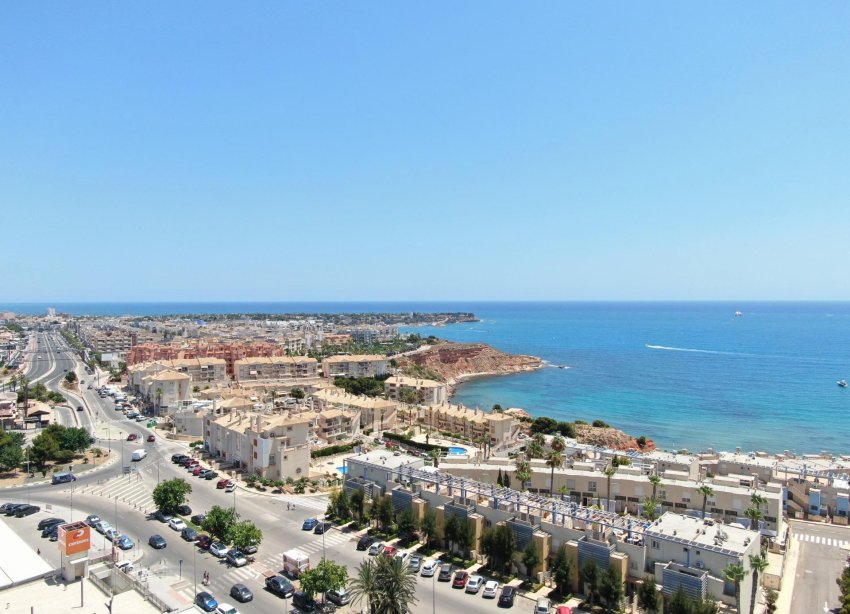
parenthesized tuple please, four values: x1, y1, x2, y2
(302, 517, 318, 531)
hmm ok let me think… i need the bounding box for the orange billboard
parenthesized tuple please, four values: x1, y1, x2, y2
(58, 522, 91, 556)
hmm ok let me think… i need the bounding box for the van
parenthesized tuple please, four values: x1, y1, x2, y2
(131, 449, 147, 462)
(52, 472, 77, 484)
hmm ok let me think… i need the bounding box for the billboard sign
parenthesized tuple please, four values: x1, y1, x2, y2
(58, 522, 91, 556)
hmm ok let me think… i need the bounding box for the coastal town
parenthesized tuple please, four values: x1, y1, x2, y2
(0, 310, 846, 614)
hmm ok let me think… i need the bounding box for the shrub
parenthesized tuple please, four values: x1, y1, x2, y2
(311, 441, 359, 458)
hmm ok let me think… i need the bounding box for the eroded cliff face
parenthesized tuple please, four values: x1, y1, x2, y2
(397, 342, 543, 386)
(574, 423, 657, 452)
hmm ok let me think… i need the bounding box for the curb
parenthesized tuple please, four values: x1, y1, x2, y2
(0, 449, 120, 490)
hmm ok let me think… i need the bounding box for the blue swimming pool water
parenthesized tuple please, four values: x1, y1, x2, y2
(448, 447, 467, 455)
(337, 466, 348, 474)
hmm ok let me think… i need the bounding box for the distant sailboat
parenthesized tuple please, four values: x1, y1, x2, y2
(735, 311, 743, 317)
(839, 380, 848, 388)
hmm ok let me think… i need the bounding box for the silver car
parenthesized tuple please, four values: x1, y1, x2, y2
(368, 542, 384, 556)
(465, 575, 484, 594)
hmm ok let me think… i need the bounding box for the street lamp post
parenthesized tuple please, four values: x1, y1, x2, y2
(193, 545, 197, 597)
(179, 559, 183, 580)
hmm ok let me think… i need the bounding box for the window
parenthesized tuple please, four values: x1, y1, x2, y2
(651, 540, 660, 550)
(588, 481, 597, 493)
(566, 480, 576, 490)
(269, 455, 276, 465)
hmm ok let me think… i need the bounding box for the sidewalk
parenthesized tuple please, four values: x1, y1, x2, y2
(775, 535, 800, 614)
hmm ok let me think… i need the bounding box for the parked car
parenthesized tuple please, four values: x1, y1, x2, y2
(181, 527, 199, 542)
(357, 535, 375, 550)
(204, 471, 219, 480)
(408, 555, 422, 572)
(194, 591, 218, 612)
(95, 521, 112, 535)
(192, 466, 204, 476)
(264, 575, 294, 598)
(229, 583, 253, 603)
(154, 510, 173, 523)
(172, 454, 188, 464)
(216, 479, 231, 489)
(210, 542, 230, 558)
(302, 517, 318, 531)
(85, 514, 100, 526)
(126, 433, 137, 441)
(394, 551, 410, 566)
(438, 564, 453, 582)
(196, 534, 213, 549)
(225, 550, 247, 567)
(534, 597, 551, 614)
(465, 575, 484, 594)
(191, 513, 207, 526)
(148, 534, 167, 549)
(326, 588, 351, 606)
(42, 524, 62, 538)
(242, 544, 257, 555)
(482, 580, 499, 599)
(498, 585, 517, 608)
(382, 545, 397, 558)
(554, 607, 573, 614)
(313, 521, 332, 535)
(215, 604, 239, 614)
(38, 517, 65, 530)
(15, 505, 41, 517)
(292, 591, 317, 612)
(452, 571, 469, 588)
(368, 542, 384, 556)
(168, 518, 186, 531)
(225, 483, 236, 493)
(420, 560, 439, 577)
(3, 503, 27, 516)
(176, 504, 192, 516)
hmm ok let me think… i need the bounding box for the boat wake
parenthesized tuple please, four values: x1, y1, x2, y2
(645, 344, 747, 357)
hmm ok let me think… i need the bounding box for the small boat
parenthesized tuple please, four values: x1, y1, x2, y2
(735, 311, 743, 317)
(839, 380, 848, 388)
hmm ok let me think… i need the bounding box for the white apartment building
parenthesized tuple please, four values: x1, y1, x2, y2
(321, 354, 388, 379)
(139, 370, 192, 413)
(384, 376, 448, 405)
(311, 387, 397, 432)
(233, 356, 318, 382)
(402, 403, 519, 447)
(204, 411, 310, 481)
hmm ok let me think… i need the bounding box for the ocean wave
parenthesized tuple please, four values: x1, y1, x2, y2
(645, 344, 749, 356)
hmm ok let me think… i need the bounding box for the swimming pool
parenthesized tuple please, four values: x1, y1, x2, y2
(337, 466, 348, 474)
(448, 446, 467, 455)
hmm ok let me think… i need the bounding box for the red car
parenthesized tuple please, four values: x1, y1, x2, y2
(382, 546, 397, 558)
(554, 607, 573, 614)
(452, 571, 469, 588)
(146, 435, 155, 443)
(126, 433, 138, 441)
(196, 534, 212, 549)
(192, 466, 204, 476)
(216, 479, 233, 489)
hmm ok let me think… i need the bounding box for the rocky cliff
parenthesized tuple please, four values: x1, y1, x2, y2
(573, 423, 657, 453)
(397, 342, 543, 389)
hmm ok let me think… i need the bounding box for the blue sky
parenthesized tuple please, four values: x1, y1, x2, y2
(2, 2, 849, 301)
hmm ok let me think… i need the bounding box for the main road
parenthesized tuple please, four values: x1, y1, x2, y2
(7, 331, 515, 614)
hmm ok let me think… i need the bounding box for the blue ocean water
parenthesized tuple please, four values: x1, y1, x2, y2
(5, 301, 849, 454)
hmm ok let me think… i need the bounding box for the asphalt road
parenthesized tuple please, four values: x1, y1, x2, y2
(8, 332, 521, 614)
(789, 519, 850, 613)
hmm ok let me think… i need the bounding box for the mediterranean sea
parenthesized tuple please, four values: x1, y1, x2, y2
(4, 301, 850, 454)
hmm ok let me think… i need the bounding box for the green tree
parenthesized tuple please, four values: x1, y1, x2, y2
(603, 466, 617, 510)
(666, 587, 694, 614)
(838, 565, 850, 614)
(551, 544, 574, 598)
(764, 588, 778, 613)
(350, 555, 418, 614)
(637, 577, 660, 613)
(291, 387, 305, 400)
(350, 487, 366, 522)
(58, 426, 91, 453)
(443, 513, 461, 553)
(64, 371, 77, 384)
(522, 542, 541, 580)
(514, 458, 532, 491)
(428, 447, 440, 468)
(349, 558, 380, 614)
(748, 554, 769, 614)
(456, 519, 474, 558)
(649, 474, 662, 499)
(420, 510, 438, 549)
(642, 496, 661, 521)
(698, 485, 714, 519)
(152, 478, 192, 515)
(395, 508, 419, 544)
(481, 524, 517, 574)
(530, 416, 558, 434)
(723, 563, 748, 614)
(581, 559, 601, 607)
(0, 432, 24, 473)
(375, 495, 394, 534)
(299, 558, 349, 601)
(230, 520, 263, 553)
(202, 505, 240, 542)
(598, 566, 623, 612)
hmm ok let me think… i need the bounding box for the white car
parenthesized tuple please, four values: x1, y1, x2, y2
(225, 484, 236, 493)
(216, 603, 239, 614)
(393, 551, 410, 565)
(482, 580, 499, 598)
(104, 528, 119, 541)
(368, 542, 384, 556)
(168, 518, 187, 531)
(420, 560, 439, 577)
(466, 575, 484, 594)
(210, 542, 230, 558)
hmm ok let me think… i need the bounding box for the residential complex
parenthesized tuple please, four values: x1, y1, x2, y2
(311, 387, 398, 432)
(400, 402, 519, 448)
(384, 375, 448, 405)
(321, 354, 388, 379)
(233, 356, 318, 382)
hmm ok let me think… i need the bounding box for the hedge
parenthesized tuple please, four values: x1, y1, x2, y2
(311, 441, 359, 458)
(383, 432, 450, 454)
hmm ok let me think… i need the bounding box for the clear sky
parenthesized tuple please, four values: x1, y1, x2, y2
(3, 2, 849, 302)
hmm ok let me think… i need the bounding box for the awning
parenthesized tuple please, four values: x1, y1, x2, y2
(760, 529, 778, 537)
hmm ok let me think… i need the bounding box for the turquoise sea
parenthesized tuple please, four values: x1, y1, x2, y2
(4, 301, 850, 454)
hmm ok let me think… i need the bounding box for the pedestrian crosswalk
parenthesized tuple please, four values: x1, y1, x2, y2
(172, 559, 263, 602)
(239, 491, 329, 513)
(796, 533, 848, 548)
(78, 474, 156, 514)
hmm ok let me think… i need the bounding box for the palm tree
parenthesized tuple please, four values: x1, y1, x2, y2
(745, 505, 764, 532)
(748, 554, 769, 614)
(603, 466, 616, 511)
(515, 458, 532, 491)
(546, 450, 563, 494)
(373, 556, 418, 614)
(350, 558, 380, 614)
(642, 496, 660, 521)
(723, 563, 748, 613)
(698, 485, 714, 519)
(155, 387, 163, 416)
(551, 434, 566, 456)
(649, 474, 662, 499)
